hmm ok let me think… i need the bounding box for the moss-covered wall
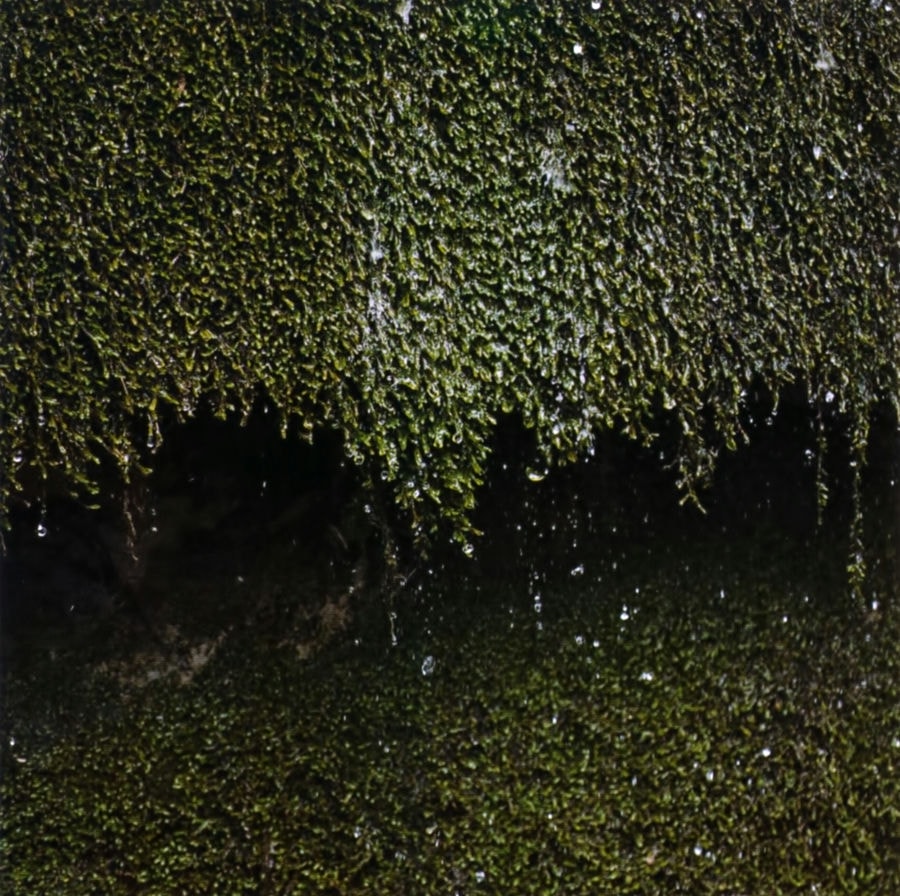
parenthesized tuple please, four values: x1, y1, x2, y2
(1, 0, 897, 539)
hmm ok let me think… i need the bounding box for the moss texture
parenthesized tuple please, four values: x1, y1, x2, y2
(1, 1, 897, 540)
(2, 501, 898, 894)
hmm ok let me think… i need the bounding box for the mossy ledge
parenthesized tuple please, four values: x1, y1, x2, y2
(1, 1, 897, 552)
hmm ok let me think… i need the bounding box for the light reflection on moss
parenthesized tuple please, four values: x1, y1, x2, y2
(2, 0, 897, 550)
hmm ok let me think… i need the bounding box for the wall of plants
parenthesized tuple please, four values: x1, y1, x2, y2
(1, 0, 897, 541)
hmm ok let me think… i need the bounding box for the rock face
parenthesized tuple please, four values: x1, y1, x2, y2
(0, 464, 378, 684)
(4, 500, 120, 628)
(0, 415, 378, 672)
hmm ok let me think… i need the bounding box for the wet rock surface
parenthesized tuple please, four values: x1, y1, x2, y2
(0, 412, 377, 677)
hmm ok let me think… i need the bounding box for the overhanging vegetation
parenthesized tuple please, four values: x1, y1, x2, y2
(1, 1, 897, 545)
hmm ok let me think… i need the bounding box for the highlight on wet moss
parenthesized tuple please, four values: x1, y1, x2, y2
(1, 1, 897, 545)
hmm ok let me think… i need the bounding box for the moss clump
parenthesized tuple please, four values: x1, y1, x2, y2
(1, 1, 897, 544)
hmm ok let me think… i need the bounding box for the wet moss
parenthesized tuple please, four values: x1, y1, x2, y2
(1, 0, 897, 547)
(2, 486, 898, 893)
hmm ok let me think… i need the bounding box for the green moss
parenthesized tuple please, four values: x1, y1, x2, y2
(2, 506, 898, 892)
(1, 1, 897, 543)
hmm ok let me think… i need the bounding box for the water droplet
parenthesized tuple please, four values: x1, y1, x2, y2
(573, 43, 584, 55)
(421, 655, 435, 676)
(462, 542, 475, 558)
(591, 0, 602, 7)
(12, 451, 23, 464)
(814, 45, 836, 72)
(396, 0, 413, 25)
(825, 390, 835, 403)
(760, 746, 772, 758)
(36, 522, 48, 538)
